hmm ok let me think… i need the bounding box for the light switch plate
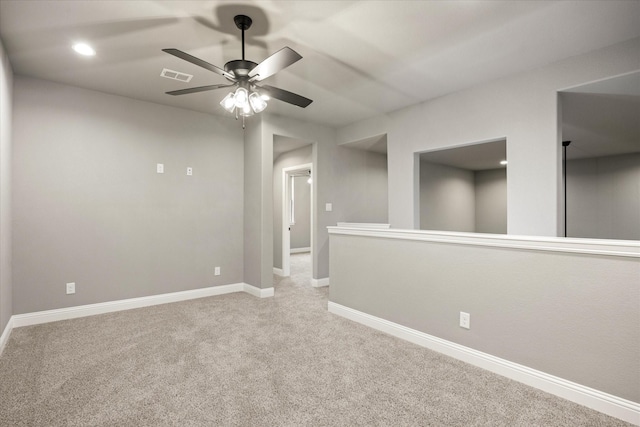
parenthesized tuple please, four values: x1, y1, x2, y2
(325, 203, 332, 212)
(157, 163, 164, 174)
(66, 282, 76, 295)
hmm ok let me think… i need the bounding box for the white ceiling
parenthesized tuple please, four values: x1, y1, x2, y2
(340, 134, 387, 155)
(1, 1, 639, 128)
(273, 135, 311, 158)
(420, 139, 506, 171)
(563, 71, 640, 96)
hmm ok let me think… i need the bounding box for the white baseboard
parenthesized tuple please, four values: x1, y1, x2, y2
(0, 316, 14, 356)
(273, 267, 284, 276)
(328, 302, 640, 425)
(11, 283, 272, 329)
(290, 247, 311, 254)
(243, 283, 275, 298)
(311, 277, 330, 288)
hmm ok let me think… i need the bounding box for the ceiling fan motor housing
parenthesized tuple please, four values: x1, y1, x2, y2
(224, 60, 258, 80)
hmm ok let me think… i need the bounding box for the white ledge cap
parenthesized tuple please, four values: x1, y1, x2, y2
(336, 222, 390, 229)
(328, 226, 640, 258)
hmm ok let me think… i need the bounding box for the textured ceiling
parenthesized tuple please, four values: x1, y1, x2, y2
(1, 0, 639, 128)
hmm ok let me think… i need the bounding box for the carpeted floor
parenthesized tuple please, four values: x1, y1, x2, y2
(0, 253, 632, 426)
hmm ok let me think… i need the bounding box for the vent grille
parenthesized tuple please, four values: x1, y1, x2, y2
(160, 68, 193, 83)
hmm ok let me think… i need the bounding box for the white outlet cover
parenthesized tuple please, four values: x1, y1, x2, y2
(460, 312, 470, 329)
(66, 282, 76, 294)
(325, 203, 333, 212)
(187, 167, 193, 176)
(157, 163, 164, 174)
(214, 267, 221, 276)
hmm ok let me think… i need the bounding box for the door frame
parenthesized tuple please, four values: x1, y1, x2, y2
(282, 163, 313, 276)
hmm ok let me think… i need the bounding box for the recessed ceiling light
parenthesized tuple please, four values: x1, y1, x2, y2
(72, 43, 95, 56)
(500, 160, 508, 165)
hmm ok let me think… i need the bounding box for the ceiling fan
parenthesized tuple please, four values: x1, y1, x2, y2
(162, 14, 312, 124)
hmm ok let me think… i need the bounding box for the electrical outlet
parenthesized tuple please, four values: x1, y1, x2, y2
(157, 163, 164, 174)
(186, 167, 193, 176)
(325, 203, 332, 212)
(214, 266, 221, 276)
(66, 282, 76, 295)
(460, 312, 470, 329)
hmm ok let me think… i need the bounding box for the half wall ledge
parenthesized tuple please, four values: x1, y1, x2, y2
(328, 226, 640, 424)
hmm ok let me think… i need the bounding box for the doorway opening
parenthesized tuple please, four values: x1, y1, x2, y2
(281, 163, 313, 277)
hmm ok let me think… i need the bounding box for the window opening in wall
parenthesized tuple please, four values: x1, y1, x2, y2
(418, 138, 507, 234)
(559, 71, 640, 241)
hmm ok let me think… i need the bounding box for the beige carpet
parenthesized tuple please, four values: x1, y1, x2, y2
(0, 253, 632, 426)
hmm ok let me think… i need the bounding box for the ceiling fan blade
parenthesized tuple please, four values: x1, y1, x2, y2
(166, 84, 234, 96)
(259, 85, 313, 108)
(248, 47, 302, 82)
(162, 48, 235, 80)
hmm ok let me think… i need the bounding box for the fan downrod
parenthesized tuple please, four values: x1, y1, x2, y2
(234, 15, 252, 31)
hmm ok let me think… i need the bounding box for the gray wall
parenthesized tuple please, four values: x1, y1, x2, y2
(336, 147, 389, 225)
(257, 115, 389, 282)
(0, 38, 13, 334)
(475, 168, 507, 234)
(243, 117, 264, 288)
(420, 161, 475, 232)
(567, 153, 640, 240)
(291, 176, 311, 250)
(272, 145, 312, 269)
(12, 77, 244, 314)
(329, 233, 640, 402)
(338, 37, 640, 236)
(243, 116, 276, 290)
(420, 162, 507, 234)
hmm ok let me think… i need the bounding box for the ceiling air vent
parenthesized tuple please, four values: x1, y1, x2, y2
(160, 68, 193, 83)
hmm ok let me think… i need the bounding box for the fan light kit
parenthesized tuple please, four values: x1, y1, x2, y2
(162, 14, 312, 128)
(219, 86, 268, 116)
